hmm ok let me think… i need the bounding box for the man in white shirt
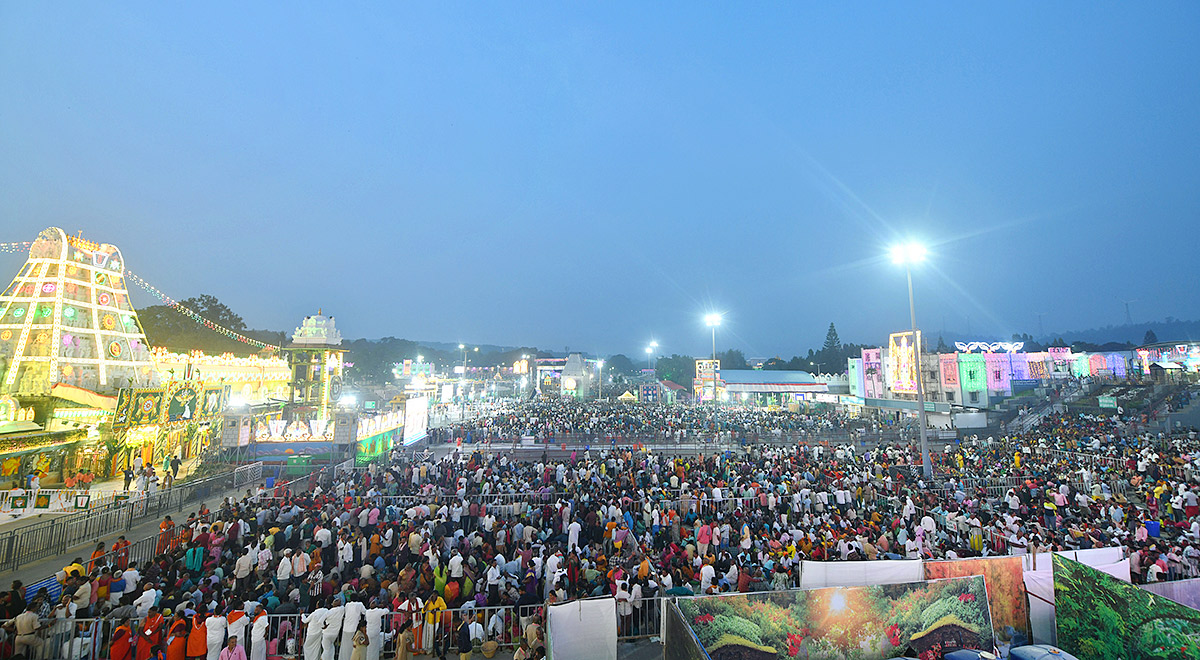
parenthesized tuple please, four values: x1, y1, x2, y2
(448, 549, 464, 585)
(699, 562, 716, 594)
(486, 558, 503, 605)
(276, 549, 294, 591)
(567, 519, 582, 551)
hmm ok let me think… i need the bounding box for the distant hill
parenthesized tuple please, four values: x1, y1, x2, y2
(1040, 319, 1200, 346)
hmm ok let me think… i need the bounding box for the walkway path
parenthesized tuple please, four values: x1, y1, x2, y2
(0, 455, 206, 537)
(0, 462, 260, 588)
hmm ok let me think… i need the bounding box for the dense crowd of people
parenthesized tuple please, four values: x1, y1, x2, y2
(1, 397, 1198, 660)
(432, 399, 881, 444)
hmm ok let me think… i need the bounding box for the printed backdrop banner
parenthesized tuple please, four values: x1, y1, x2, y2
(925, 556, 1029, 657)
(678, 576, 994, 660)
(1023, 547, 1131, 646)
(1053, 554, 1200, 660)
(547, 597, 616, 660)
(799, 559, 924, 589)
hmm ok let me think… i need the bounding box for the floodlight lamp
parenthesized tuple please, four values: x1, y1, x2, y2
(889, 242, 927, 265)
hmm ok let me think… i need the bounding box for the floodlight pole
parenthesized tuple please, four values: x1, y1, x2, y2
(905, 264, 933, 479)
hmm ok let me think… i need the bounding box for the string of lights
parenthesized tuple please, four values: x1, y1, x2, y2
(2, 239, 276, 351)
(123, 269, 277, 351)
(0, 242, 33, 254)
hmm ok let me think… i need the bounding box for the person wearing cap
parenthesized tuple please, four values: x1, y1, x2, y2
(276, 549, 294, 592)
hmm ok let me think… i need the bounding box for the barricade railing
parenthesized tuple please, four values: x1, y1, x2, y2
(0, 468, 251, 575)
(234, 461, 264, 489)
(443, 428, 955, 450)
(0, 488, 137, 518)
(0, 596, 670, 659)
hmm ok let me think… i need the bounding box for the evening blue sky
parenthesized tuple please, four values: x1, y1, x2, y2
(2, 4, 1198, 358)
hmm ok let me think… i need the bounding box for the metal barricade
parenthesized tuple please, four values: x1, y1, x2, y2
(0, 469, 240, 574)
(234, 461, 264, 489)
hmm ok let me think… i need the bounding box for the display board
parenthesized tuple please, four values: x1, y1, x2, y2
(925, 556, 1029, 656)
(402, 396, 429, 445)
(799, 558, 924, 589)
(1054, 554, 1200, 660)
(547, 597, 616, 660)
(678, 576, 993, 660)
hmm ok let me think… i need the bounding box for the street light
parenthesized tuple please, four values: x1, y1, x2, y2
(597, 360, 605, 399)
(646, 341, 659, 372)
(890, 242, 932, 479)
(705, 313, 722, 438)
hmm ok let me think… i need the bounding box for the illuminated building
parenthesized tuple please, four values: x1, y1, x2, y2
(283, 311, 346, 421)
(151, 347, 290, 403)
(0, 227, 158, 396)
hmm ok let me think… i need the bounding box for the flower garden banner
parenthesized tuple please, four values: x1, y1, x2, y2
(1054, 554, 1200, 660)
(925, 555, 1030, 656)
(677, 576, 994, 660)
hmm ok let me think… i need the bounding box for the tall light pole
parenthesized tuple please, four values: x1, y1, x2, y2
(705, 313, 722, 439)
(596, 360, 605, 399)
(890, 243, 932, 479)
(458, 344, 477, 411)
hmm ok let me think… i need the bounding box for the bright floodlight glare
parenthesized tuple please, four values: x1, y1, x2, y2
(339, 395, 357, 406)
(705, 313, 722, 327)
(597, 360, 605, 368)
(650, 341, 658, 348)
(458, 343, 465, 349)
(417, 354, 424, 362)
(889, 242, 927, 264)
(645, 347, 653, 354)
(473, 347, 478, 352)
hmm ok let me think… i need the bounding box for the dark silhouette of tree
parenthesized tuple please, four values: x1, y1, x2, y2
(604, 353, 639, 377)
(823, 323, 842, 352)
(1144, 329, 1158, 344)
(655, 354, 697, 390)
(716, 349, 749, 370)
